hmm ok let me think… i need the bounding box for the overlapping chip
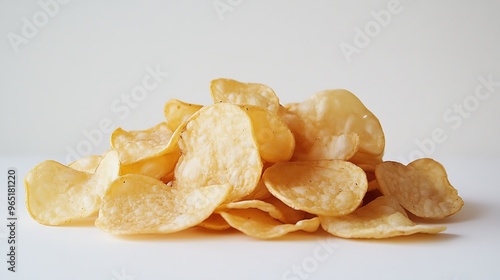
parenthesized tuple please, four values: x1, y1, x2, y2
(25, 150, 120, 225)
(174, 103, 263, 202)
(263, 160, 368, 216)
(95, 174, 232, 234)
(25, 77, 464, 240)
(375, 158, 464, 219)
(320, 196, 446, 238)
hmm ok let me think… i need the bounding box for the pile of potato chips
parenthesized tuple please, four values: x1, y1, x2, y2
(24, 78, 464, 239)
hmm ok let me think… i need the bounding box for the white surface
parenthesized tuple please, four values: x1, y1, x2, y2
(1, 0, 500, 279)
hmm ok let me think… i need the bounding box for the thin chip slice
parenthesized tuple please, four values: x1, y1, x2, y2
(111, 122, 179, 164)
(282, 89, 384, 167)
(164, 99, 203, 131)
(242, 177, 272, 200)
(24, 150, 120, 225)
(320, 196, 446, 238)
(198, 213, 231, 231)
(292, 133, 360, 161)
(263, 160, 367, 216)
(242, 105, 295, 162)
(375, 158, 464, 219)
(210, 78, 280, 113)
(68, 155, 102, 173)
(217, 200, 285, 222)
(120, 149, 180, 180)
(174, 103, 263, 202)
(95, 174, 232, 234)
(220, 209, 320, 239)
(264, 196, 306, 224)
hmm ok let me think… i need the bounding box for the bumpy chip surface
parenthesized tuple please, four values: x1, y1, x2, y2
(220, 209, 320, 239)
(282, 90, 384, 167)
(320, 196, 446, 238)
(174, 103, 263, 202)
(375, 158, 464, 219)
(164, 99, 203, 131)
(263, 160, 368, 216)
(24, 150, 120, 225)
(95, 174, 232, 234)
(243, 105, 295, 162)
(210, 78, 280, 113)
(111, 122, 178, 164)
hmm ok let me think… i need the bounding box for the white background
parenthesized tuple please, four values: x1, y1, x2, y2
(1, 1, 499, 279)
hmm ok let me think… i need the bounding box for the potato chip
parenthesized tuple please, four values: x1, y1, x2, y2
(198, 213, 231, 230)
(375, 158, 464, 219)
(218, 200, 286, 222)
(367, 179, 379, 192)
(111, 122, 179, 164)
(210, 78, 280, 113)
(163, 99, 203, 131)
(24, 150, 120, 225)
(320, 196, 446, 238)
(95, 174, 232, 234)
(263, 160, 367, 216)
(174, 103, 263, 202)
(242, 177, 272, 200)
(263, 196, 306, 224)
(242, 105, 295, 162)
(220, 209, 320, 239)
(283, 89, 384, 167)
(68, 155, 102, 173)
(120, 149, 180, 180)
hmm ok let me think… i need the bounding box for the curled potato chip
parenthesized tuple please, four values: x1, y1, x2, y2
(111, 122, 179, 164)
(210, 78, 280, 113)
(24, 150, 120, 225)
(164, 99, 203, 131)
(68, 155, 102, 173)
(220, 209, 320, 239)
(198, 213, 231, 230)
(96, 174, 232, 234)
(120, 149, 180, 180)
(320, 196, 446, 238)
(218, 200, 286, 222)
(375, 158, 464, 219)
(174, 103, 263, 202)
(263, 196, 306, 224)
(283, 89, 384, 167)
(242, 105, 295, 162)
(263, 160, 367, 216)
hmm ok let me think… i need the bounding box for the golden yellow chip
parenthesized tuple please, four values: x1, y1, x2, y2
(174, 103, 263, 202)
(120, 149, 180, 180)
(95, 174, 232, 234)
(111, 122, 179, 165)
(263, 160, 367, 216)
(242, 177, 272, 200)
(320, 196, 446, 238)
(375, 158, 464, 219)
(282, 89, 385, 167)
(263, 196, 306, 224)
(220, 209, 320, 239)
(68, 155, 102, 173)
(242, 105, 295, 162)
(163, 99, 203, 131)
(198, 213, 231, 230)
(210, 78, 280, 113)
(218, 200, 286, 222)
(24, 150, 120, 225)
